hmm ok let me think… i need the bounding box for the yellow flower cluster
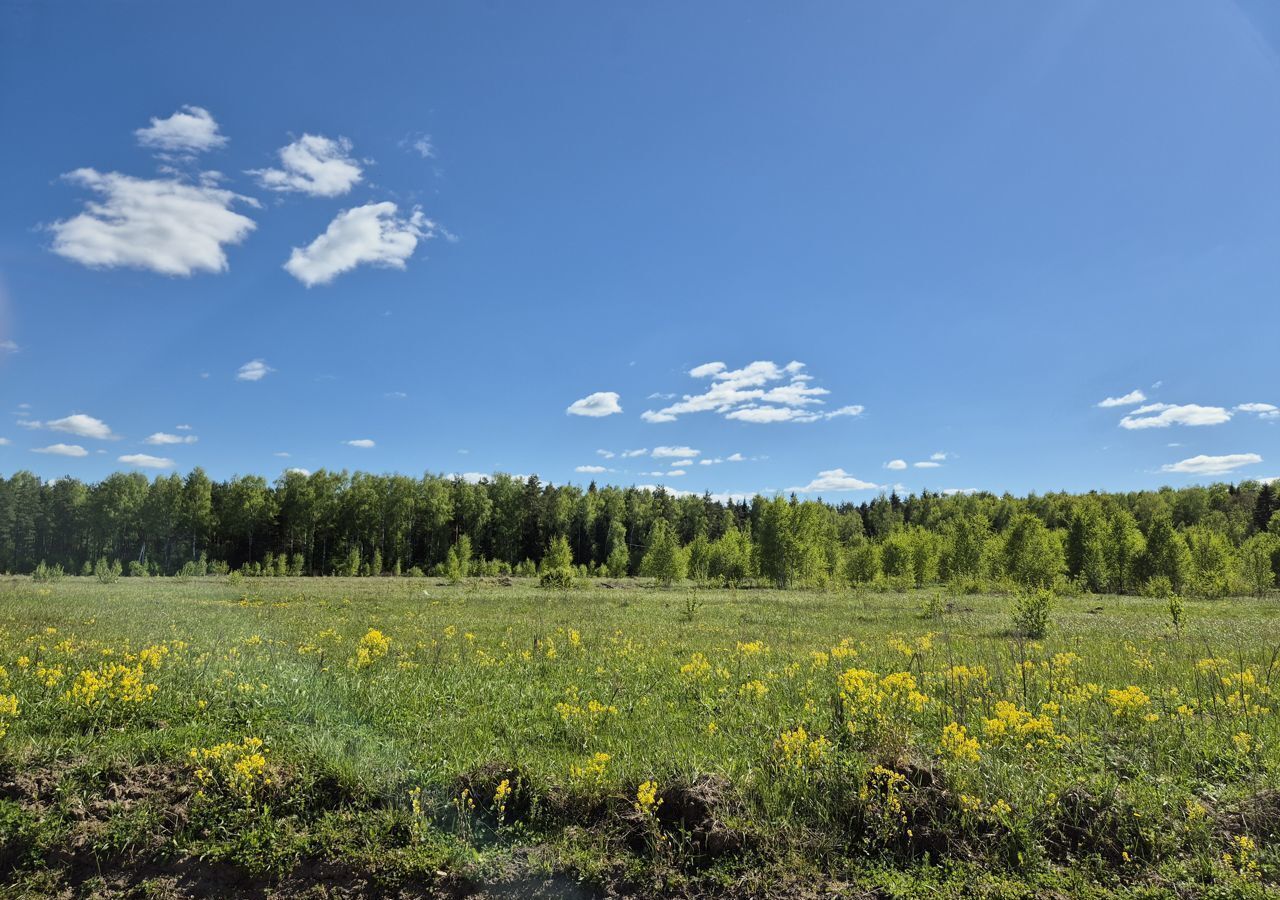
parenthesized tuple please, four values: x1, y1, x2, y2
(569, 752, 610, 787)
(774, 725, 832, 774)
(555, 687, 618, 735)
(1105, 685, 1156, 722)
(493, 778, 512, 819)
(0, 693, 18, 739)
(61, 662, 157, 709)
(939, 722, 981, 762)
(679, 652, 712, 681)
(982, 701, 1058, 748)
(351, 628, 391, 669)
(1223, 834, 1259, 878)
(190, 736, 271, 801)
(635, 779, 661, 815)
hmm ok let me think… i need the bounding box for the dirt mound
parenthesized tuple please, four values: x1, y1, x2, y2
(1216, 788, 1280, 840)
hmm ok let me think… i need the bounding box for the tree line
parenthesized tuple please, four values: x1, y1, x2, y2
(1, 468, 1277, 597)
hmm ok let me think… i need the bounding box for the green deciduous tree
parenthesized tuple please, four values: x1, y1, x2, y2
(641, 519, 685, 587)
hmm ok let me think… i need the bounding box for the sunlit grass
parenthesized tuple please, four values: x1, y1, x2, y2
(0, 576, 1276, 897)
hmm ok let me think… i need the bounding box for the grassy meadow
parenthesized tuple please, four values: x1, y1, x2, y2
(0, 575, 1277, 898)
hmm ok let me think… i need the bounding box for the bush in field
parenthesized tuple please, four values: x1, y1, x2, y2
(1011, 588, 1053, 639)
(32, 561, 64, 583)
(539, 535, 575, 589)
(446, 536, 472, 584)
(94, 557, 122, 584)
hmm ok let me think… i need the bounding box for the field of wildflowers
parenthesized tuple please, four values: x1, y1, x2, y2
(0, 576, 1276, 898)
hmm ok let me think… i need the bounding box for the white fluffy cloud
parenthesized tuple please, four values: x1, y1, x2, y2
(0, 438, 9, 446)
(1097, 390, 1147, 408)
(943, 488, 978, 496)
(643, 361, 863, 424)
(787, 468, 879, 493)
(1119, 403, 1231, 429)
(284, 202, 434, 286)
(1237, 403, 1279, 421)
(32, 443, 88, 457)
(135, 106, 227, 154)
(622, 448, 648, 457)
(344, 439, 376, 448)
(46, 414, 117, 440)
(652, 446, 700, 459)
(566, 391, 622, 417)
(144, 432, 197, 445)
(1161, 453, 1262, 476)
(50, 169, 256, 276)
(287, 467, 311, 476)
(596, 449, 615, 459)
(118, 453, 175, 469)
(236, 359, 274, 382)
(575, 464, 610, 473)
(251, 135, 362, 197)
(930, 452, 948, 461)
(885, 459, 907, 470)
(914, 461, 941, 469)
(0, 340, 18, 353)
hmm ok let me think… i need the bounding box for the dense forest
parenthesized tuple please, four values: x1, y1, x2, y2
(0, 468, 1277, 596)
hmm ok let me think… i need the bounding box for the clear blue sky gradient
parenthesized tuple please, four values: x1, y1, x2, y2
(1, 1, 1278, 497)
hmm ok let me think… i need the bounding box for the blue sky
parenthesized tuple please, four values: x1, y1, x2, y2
(1, 1, 1278, 499)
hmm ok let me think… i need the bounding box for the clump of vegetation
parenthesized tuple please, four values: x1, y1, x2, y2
(1011, 588, 1053, 639)
(31, 561, 63, 583)
(93, 557, 122, 584)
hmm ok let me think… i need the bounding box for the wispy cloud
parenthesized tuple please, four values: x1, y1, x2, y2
(41, 414, 118, 440)
(118, 453, 175, 469)
(236, 359, 274, 382)
(1161, 453, 1261, 476)
(787, 468, 879, 493)
(651, 446, 699, 459)
(566, 391, 622, 417)
(1119, 403, 1231, 429)
(32, 443, 87, 457)
(344, 439, 376, 448)
(1097, 390, 1146, 408)
(144, 432, 197, 445)
(1237, 403, 1279, 421)
(641, 360, 863, 424)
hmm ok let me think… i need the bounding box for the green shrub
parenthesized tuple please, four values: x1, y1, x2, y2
(94, 557, 122, 584)
(1012, 588, 1053, 639)
(32, 561, 64, 583)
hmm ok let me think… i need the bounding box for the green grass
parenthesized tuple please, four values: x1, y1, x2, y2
(0, 575, 1277, 898)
